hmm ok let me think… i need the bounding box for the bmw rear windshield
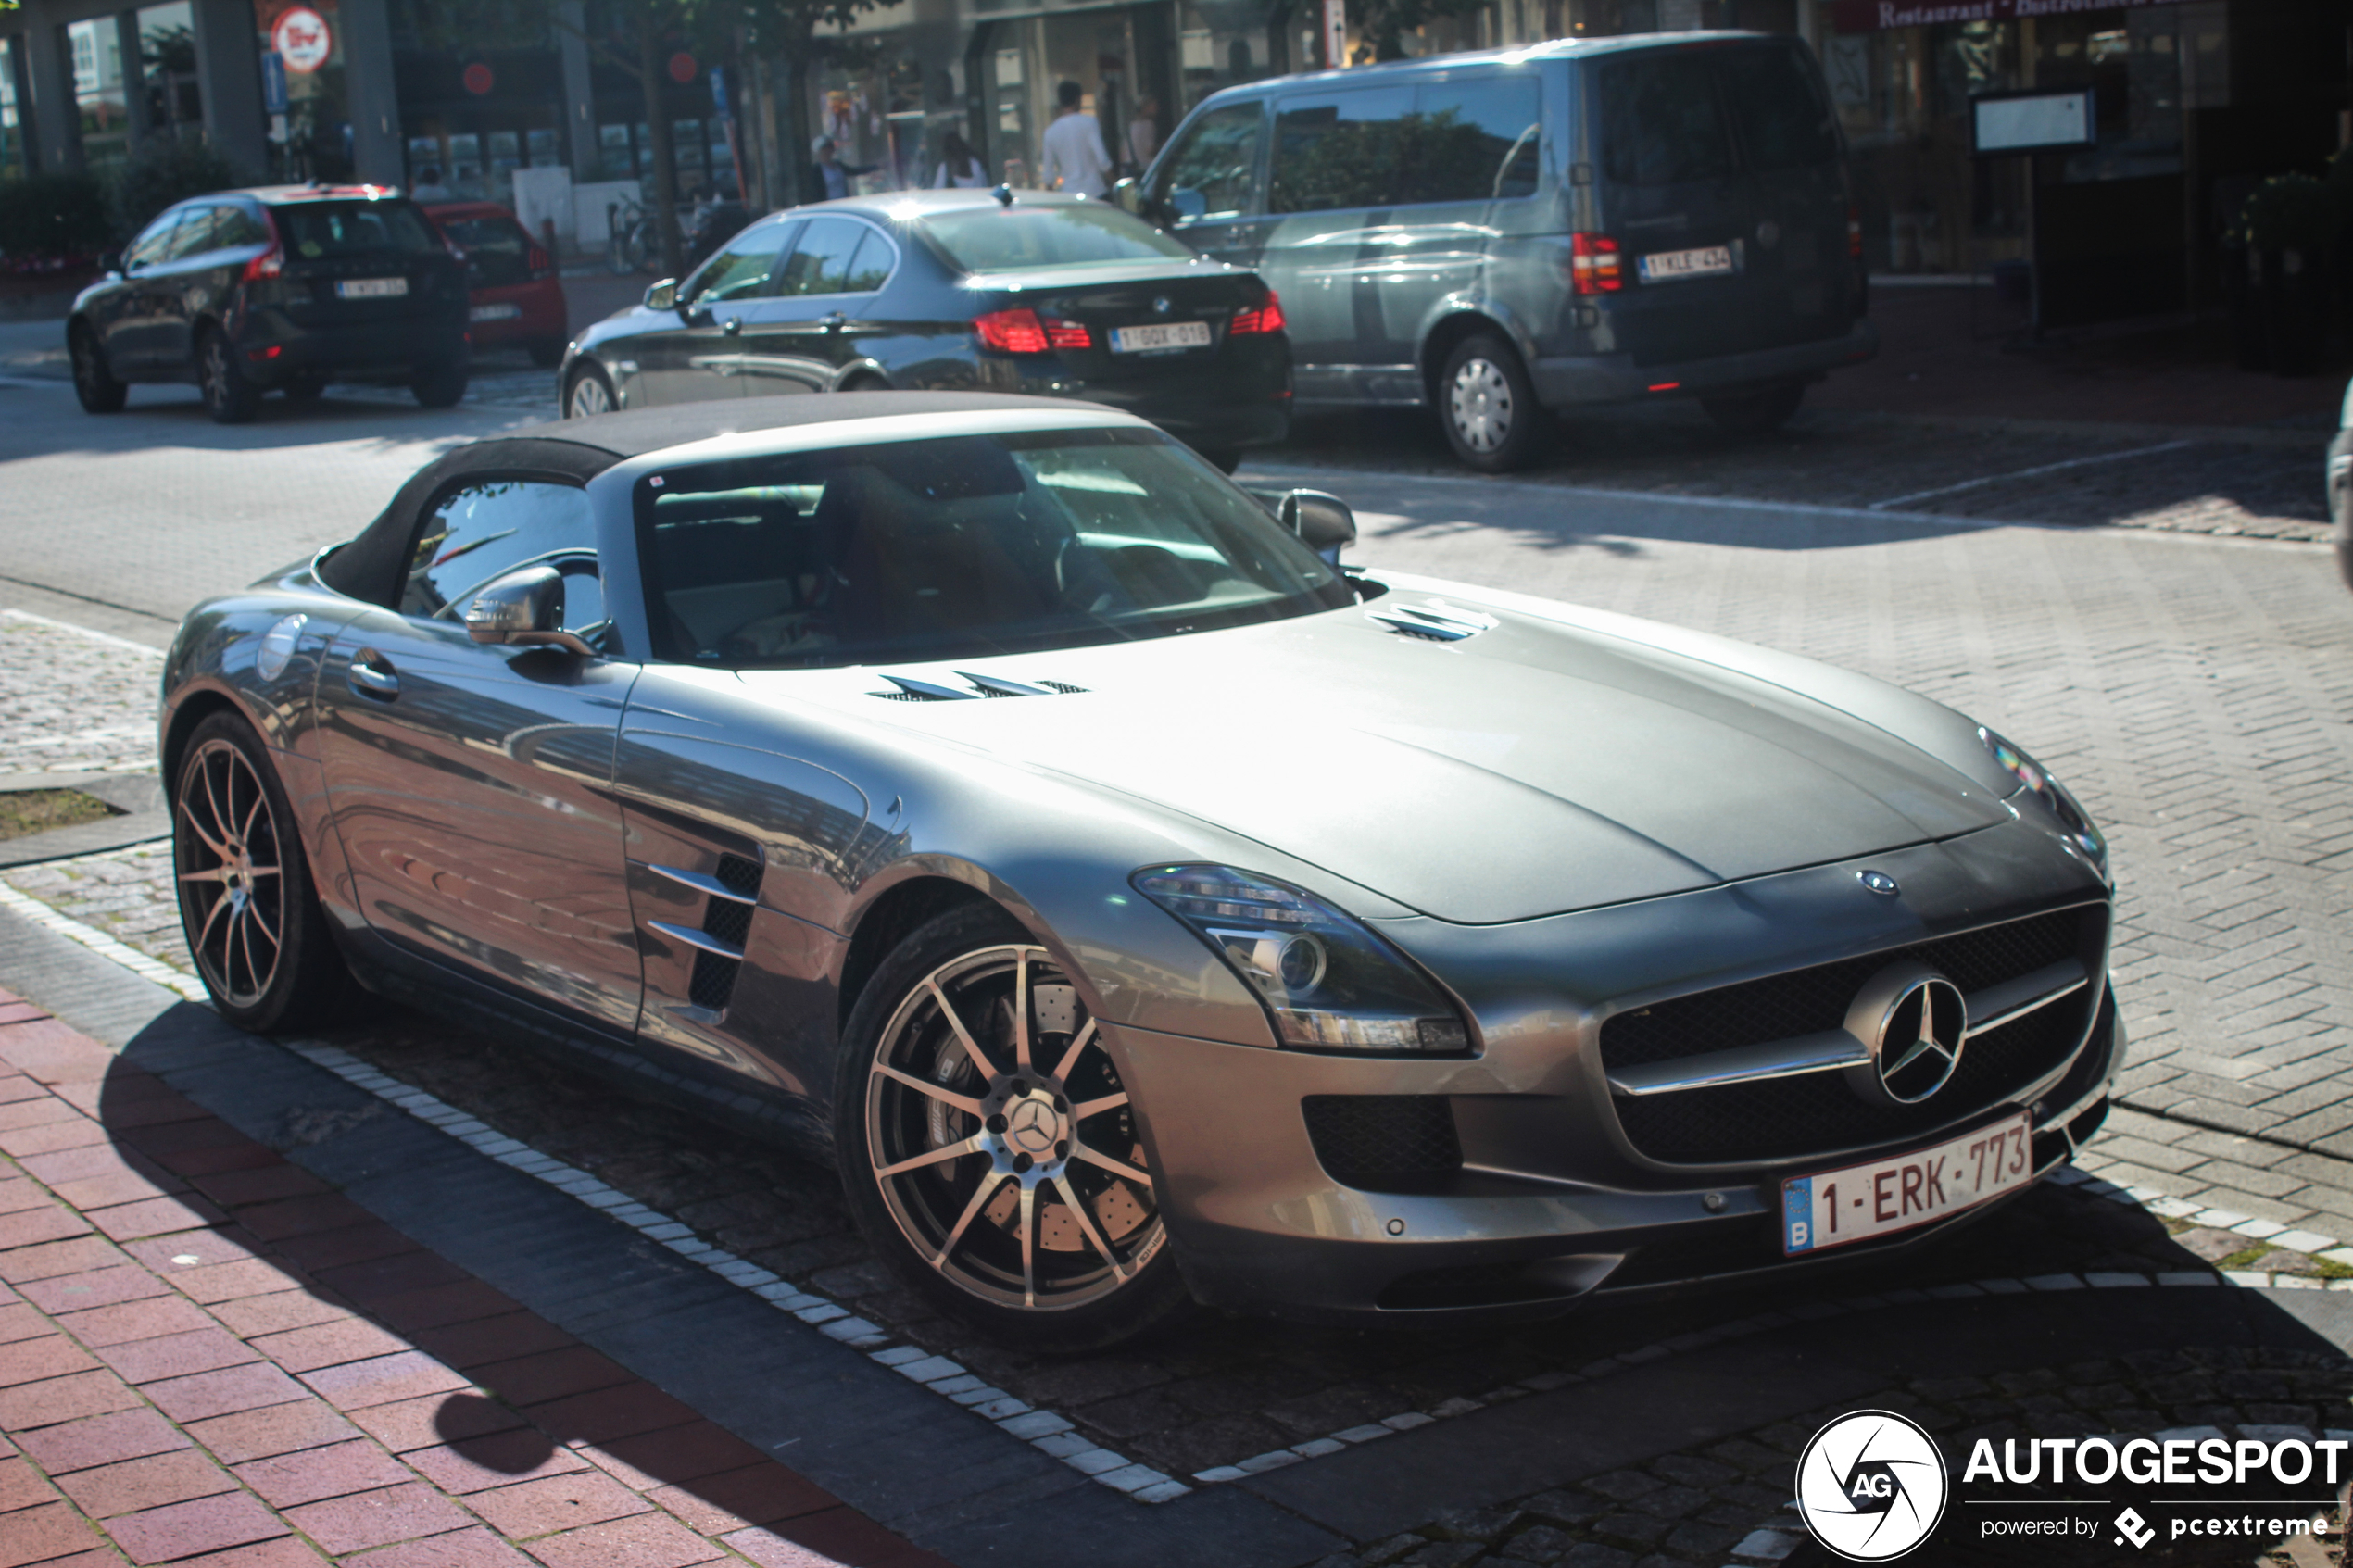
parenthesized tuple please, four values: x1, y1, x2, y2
(635, 427, 1351, 669)
(920, 206, 1194, 273)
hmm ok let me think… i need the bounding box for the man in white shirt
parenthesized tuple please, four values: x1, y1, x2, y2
(1038, 81, 1112, 199)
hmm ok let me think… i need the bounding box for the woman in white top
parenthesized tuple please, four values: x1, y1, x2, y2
(933, 129, 988, 189)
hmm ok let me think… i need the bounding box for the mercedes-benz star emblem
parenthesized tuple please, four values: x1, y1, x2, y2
(1842, 962, 1969, 1107)
(1795, 1410, 1948, 1560)
(1152, 296, 1171, 315)
(1007, 1098, 1059, 1156)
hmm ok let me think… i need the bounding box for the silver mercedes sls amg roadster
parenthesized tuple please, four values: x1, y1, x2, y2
(162, 392, 2122, 1348)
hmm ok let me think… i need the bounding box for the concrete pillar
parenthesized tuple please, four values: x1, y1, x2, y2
(557, 0, 596, 178)
(22, 20, 83, 172)
(2, 33, 43, 175)
(187, 0, 265, 177)
(335, 0, 400, 182)
(118, 10, 153, 150)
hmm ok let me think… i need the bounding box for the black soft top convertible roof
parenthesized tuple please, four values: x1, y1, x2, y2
(316, 392, 1095, 607)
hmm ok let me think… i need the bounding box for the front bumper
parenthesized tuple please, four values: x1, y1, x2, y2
(1532, 319, 1879, 408)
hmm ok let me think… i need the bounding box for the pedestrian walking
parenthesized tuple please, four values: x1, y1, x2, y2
(1038, 81, 1112, 199)
(934, 130, 989, 189)
(1126, 96, 1161, 172)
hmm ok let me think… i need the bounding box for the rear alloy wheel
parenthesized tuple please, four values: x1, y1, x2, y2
(172, 713, 354, 1032)
(1702, 381, 1806, 435)
(836, 905, 1191, 1350)
(69, 324, 127, 414)
(565, 363, 615, 419)
(1440, 333, 1546, 472)
(411, 359, 468, 408)
(199, 331, 258, 425)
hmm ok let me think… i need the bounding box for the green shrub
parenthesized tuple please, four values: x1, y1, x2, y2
(2238, 172, 2334, 254)
(107, 136, 241, 240)
(0, 171, 112, 265)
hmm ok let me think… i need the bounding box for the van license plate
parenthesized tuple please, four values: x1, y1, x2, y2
(1112, 321, 1211, 354)
(1781, 1111, 2033, 1255)
(1638, 245, 1734, 282)
(336, 277, 409, 299)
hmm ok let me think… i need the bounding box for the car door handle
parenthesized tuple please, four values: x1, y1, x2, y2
(347, 651, 399, 700)
(722, 317, 742, 335)
(818, 313, 848, 332)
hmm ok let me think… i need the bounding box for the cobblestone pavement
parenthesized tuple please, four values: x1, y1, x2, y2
(0, 613, 161, 777)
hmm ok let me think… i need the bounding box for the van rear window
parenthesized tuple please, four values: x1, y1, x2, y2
(1599, 55, 1735, 187)
(1718, 46, 1840, 172)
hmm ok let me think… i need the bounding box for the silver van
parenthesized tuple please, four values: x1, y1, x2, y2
(1121, 32, 1877, 471)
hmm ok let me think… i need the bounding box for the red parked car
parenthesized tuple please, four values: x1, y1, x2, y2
(421, 202, 568, 367)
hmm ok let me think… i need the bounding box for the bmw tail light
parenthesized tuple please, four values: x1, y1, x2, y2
(1044, 316, 1091, 349)
(1230, 291, 1286, 335)
(974, 308, 1066, 354)
(1569, 233, 1622, 295)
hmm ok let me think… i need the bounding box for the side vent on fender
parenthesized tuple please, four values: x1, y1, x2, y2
(648, 854, 763, 1014)
(868, 672, 1091, 701)
(1365, 601, 1498, 643)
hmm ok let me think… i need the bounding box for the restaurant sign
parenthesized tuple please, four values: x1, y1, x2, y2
(1831, 0, 2177, 31)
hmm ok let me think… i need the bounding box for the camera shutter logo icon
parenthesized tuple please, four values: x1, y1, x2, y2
(1795, 1411, 1949, 1561)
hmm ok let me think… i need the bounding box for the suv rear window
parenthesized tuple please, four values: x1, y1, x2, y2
(1599, 54, 1734, 186)
(276, 201, 444, 261)
(435, 214, 534, 287)
(921, 205, 1190, 272)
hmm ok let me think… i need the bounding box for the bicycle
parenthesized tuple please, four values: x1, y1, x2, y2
(605, 197, 654, 276)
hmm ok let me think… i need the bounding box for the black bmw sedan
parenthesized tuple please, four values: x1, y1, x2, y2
(559, 190, 1290, 470)
(68, 184, 471, 424)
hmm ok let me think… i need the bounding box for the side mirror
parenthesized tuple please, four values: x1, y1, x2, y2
(464, 566, 596, 657)
(644, 278, 679, 312)
(1279, 489, 1355, 564)
(1112, 177, 1142, 215)
(96, 251, 122, 276)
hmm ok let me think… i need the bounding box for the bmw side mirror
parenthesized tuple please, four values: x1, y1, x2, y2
(645, 278, 679, 312)
(464, 566, 596, 657)
(1279, 489, 1356, 564)
(96, 250, 122, 276)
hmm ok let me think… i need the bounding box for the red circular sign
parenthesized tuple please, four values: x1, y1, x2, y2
(461, 62, 495, 95)
(667, 51, 697, 84)
(271, 6, 333, 73)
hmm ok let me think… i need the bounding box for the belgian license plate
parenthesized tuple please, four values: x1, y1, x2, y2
(336, 277, 409, 299)
(470, 302, 521, 321)
(1111, 320, 1212, 354)
(1782, 1112, 2033, 1255)
(1637, 245, 1734, 282)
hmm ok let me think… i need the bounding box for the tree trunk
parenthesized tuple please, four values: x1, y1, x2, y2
(772, 26, 812, 209)
(638, 18, 685, 277)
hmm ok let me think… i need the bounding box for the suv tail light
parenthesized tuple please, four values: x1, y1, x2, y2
(242, 245, 283, 282)
(974, 308, 1089, 353)
(1569, 233, 1622, 295)
(1847, 205, 1862, 259)
(1230, 291, 1285, 335)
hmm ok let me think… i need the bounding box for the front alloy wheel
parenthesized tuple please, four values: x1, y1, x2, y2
(566, 365, 615, 419)
(838, 907, 1189, 1348)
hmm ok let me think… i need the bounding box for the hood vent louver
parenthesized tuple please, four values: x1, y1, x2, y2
(870, 672, 1091, 702)
(1366, 601, 1499, 643)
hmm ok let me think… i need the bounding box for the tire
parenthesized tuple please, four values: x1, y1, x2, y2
(1437, 332, 1547, 472)
(410, 360, 468, 408)
(69, 323, 127, 414)
(1701, 381, 1806, 435)
(198, 330, 258, 425)
(527, 337, 567, 370)
(281, 375, 327, 403)
(565, 363, 616, 420)
(834, 904, 1193, 1351)
(171, 712, 355, 1033)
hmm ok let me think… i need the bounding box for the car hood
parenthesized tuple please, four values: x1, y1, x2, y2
(749, 598, 2012, 923)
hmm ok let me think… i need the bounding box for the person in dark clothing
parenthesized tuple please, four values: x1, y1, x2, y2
(808, 136, 877, 203)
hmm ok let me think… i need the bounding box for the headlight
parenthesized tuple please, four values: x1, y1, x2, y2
(1980, 728, 2106, 870)
(1133, 865, 1472, 1053)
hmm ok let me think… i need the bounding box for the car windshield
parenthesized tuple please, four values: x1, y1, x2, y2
(275, 201, 443, 260)
(920, 205, 1193, 272)
(637, 428, 1352, 669)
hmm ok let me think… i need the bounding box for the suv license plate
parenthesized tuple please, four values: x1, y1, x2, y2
(336, 277, 409, 299)
(1637, 245, 1734, 282)
(1781, 1111, 2033, 1255)
(1111, 320, 1211, 354)
(470, 303, 521, 321)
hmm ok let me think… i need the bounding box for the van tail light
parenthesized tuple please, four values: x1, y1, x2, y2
(526, 245, 553, 278)
(1230, 291, 1285, 334)
(1569, 232, 1623, 295)
(242, 245, 283, 282)
(1847, 205, 1863, 259)
(974, 308, 1089, 353)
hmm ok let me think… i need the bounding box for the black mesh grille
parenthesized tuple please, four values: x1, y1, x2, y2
(1602, 908, 2096, 1070)
(1603, 906, 2107, 1167)
(714, 854, 761, 897)
(1038, 680, 1088, 694)
(689, 951, 740, 1010)
(701, 897, 752, 948)
(1302, 1096, 1462, 1189)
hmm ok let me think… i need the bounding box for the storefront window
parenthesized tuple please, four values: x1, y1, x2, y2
(1826, 18, 2024, 274)
(137, 5, 201, 144)
(2036, 9, 2183, 183)
(0, 38, 23, 182)
(68, 19, 132, 169)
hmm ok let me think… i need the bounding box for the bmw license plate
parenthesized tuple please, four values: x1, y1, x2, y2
(469, 302, 521, 321)
(1781, 1111, 2032, 1255)
(1637, 245, 1734, 283)
(1111, 320, 1212, 354)
(336, 277, 409, 299)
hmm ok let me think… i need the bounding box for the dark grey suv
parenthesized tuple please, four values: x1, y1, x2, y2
(1125, 32, 1876, 470)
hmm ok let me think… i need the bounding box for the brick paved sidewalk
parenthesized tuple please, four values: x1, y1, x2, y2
(0, 987, 946, 1568)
